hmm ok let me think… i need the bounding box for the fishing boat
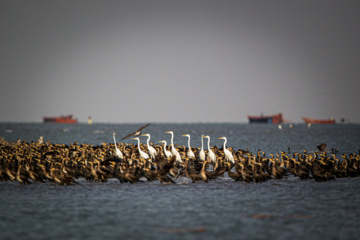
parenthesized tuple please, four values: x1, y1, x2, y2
(247, 113, 284, 124)
(302, 116, 335, 124)
(43, 114, 78, 123)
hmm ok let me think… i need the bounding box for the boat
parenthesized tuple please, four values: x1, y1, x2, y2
(247, 113, 284, 124)
(302, 116, 335, 124)
(43, 114, 78, 123)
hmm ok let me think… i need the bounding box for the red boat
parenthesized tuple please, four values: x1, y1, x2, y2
(43, 114, 78, 123)
(302, 116, 335, 124)
(247, 113, 284, 124)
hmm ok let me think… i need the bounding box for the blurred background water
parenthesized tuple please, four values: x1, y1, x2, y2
(1, 122, 360, 240)
(1, 122, 359, 154)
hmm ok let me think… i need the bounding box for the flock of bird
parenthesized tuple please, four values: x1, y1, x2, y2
(1, 124, 359, 186)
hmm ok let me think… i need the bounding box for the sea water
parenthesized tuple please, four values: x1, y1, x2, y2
(0, 122, 360, 240)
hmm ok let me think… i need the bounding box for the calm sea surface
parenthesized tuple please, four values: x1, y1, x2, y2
(1, 123, 360, 240)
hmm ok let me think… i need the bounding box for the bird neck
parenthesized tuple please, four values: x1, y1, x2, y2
(171, 134, 174, 148)
(136, 140, 142, 152)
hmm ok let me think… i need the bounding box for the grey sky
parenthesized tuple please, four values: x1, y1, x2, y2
(1, 1, 359, 123)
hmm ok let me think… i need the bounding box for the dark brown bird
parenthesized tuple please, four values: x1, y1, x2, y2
(16, 165, 31, 184)
(121, 123, 151, 140)
(317, 143, 327, 152)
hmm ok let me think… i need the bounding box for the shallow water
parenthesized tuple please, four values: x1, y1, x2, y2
(1, 177, 360, 240)
(1, 123, 360, 240)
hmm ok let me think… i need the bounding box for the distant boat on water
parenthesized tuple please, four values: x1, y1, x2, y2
(88, 116, 92, 125)
(43, 114, 78, 123)
(302, 116, 335, 124)
(247, 113, 284, 124)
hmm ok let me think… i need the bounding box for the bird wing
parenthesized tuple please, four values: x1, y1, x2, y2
(137, 123, 150, 131)
(121, 132, 136, 140)
(121, 123, 151, 140)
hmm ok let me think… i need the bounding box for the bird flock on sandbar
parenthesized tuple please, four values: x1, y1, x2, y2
(1, 125, 359, 186)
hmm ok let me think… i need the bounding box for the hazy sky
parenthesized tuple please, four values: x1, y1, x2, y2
(1, 0, 359, 123)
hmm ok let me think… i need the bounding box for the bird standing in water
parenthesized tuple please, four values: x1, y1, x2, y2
(218, 137, 235, 164)
(203, 135, 216, 165)
(165, 131, 182, 163)
(182, 134, 195, 159)
(113, 133, 124, 159)
(141, 133, 158, 160)
(131, 137, 150, 160)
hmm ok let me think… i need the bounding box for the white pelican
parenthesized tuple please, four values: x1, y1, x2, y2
(113, 133, 124, 159)
(182, 134, 195, 159)
(158, 140, 172, 158)
(131, 137, 150, 160)
(203, 135, 216, 165)
(218, 137, 235, 164)
(165, 131, 182, 163)
(141, 133, 158, 160)
(199, 135, 206, 161)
